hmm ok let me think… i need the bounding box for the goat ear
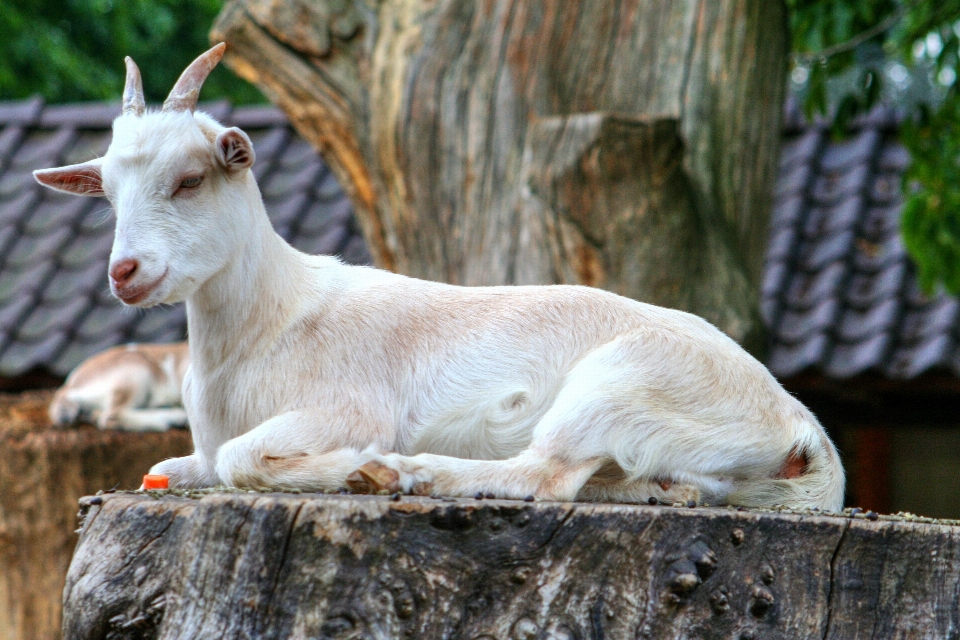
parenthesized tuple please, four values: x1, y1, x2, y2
(33, 160, 105, 196)
(215, 127, 255, 172)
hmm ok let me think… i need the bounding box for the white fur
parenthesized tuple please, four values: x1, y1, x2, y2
(34, 51, 845, 510)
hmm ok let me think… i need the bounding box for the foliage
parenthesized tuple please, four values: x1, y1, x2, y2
(0, 0, 264, 105)
(788, 0, 960, 294)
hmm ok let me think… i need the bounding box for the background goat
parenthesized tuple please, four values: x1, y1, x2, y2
(34, 45, 845, 510)
(49, 342, 188, 431)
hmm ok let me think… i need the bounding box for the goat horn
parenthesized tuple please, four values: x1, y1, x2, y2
(162, 43, 226, 113)
(122, 57, 145, 117)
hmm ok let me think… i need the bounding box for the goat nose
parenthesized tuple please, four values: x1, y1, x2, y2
(109, 258, 139, 286)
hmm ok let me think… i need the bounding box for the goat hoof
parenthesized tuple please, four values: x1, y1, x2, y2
(345, 470, 372, 493)
(349, 461, 400, 494)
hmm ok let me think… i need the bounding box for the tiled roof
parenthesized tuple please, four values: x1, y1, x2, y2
(766, 104, 959, 379)
(0, 99, 370, 377)
(0, 98, 956, 381)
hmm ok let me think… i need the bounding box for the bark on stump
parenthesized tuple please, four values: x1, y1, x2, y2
(211, 0, 787, 354)
(64, 492, 960, 639)
(0, 392, 192, 640)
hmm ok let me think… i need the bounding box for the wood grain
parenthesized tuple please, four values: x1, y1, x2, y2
(64, 492, 960, 639)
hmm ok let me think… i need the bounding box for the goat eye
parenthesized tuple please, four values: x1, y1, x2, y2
(178, 176, 203, 190)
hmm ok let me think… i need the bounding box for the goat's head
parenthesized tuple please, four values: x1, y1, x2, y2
(33, 44, 256, 307)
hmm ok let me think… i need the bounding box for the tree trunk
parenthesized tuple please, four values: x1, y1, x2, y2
(212, 0, 786, 353)
(0, 392, 192, 640)
(64, 492, 960, 639)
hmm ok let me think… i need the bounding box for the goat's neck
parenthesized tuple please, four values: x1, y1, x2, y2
(185, 186, 311, 370)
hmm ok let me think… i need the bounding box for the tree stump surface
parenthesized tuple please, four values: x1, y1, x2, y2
(64, 491, 960, 640)
(0, 392, 192, 640)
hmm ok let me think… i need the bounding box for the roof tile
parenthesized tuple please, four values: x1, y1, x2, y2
(798, 230, 855, 271)
(779, 129, 822, 169)
(4, 227, 72, 267)
(0, 98, 44, 125)
(771, 194, 805, 228)
(53, 333, 124, 374)
(75, 305, 136, 341)
(292, 226, 348, 256)
(11, 127, 76, 168)
(0, 126, 26, 165)
(129, 306, 186, 341)
(38, 103, 120, 128)
(59, 231, 113, 269)
(0, 189, 36, 226)
(826, 333, 890, 378)
(859, 204, 901, 241)
(810, 164, 869, 204)
(231, 105, 288, 128)
(819, 129, 881, 171)
(41, 261, 104, 303)
(0, 330, 65, 376)
(768, 333, 828, 377)
(761, 260, 788, 299)
(784, 262, 847, 310)
(774, 163, 812, 199)
(777, 297, 839, 343)
(869, 173, 902, 204)
(802, 197, 862, 239)
(15, 297, 90, 341)
(314, 167, 345, 200)
(340, 234, 373, 265)
(901, 298, 960, 342)
(850, 233, 906, 272)
(765, 226, 797, 262)
(885, 334, 954, 379)
(0, 295, 35, 333)
(878, 143, 910, 172)
(22, 197, 89, 234)
(0, 260, 56, 302)
(845, 261, 906, 308)
(836, 298, 899, 342)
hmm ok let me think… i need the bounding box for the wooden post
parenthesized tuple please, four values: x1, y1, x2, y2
(211, 0, 787, 354)
(63, 492, 960, 639)
(0, 392, 192, 640)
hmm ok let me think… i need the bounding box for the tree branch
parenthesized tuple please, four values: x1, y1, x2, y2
(792, 10, 902, 65)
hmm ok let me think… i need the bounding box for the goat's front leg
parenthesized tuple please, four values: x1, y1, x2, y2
(148, 453, 220, 489)
(213, 411, 383, 492)
(348, 451, 607, 502)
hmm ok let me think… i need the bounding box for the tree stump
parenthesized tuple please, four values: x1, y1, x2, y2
(64, 491, 960, 639)
(0, 392, 192, 640)
(211, 0, 787, 354)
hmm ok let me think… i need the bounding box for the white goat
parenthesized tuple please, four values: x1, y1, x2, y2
(34, 45, 844, 510)
(49, 342, 189, 431)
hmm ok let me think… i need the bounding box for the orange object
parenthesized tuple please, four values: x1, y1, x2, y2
(142, 474, 169, 490)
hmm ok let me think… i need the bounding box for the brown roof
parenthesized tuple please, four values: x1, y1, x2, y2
(0, 98, 956, 381)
